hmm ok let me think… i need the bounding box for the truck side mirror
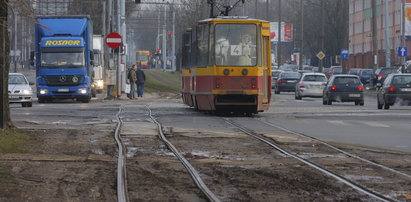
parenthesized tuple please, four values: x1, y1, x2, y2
(90, 51, 94, 65)
(30, 51, 35, 66)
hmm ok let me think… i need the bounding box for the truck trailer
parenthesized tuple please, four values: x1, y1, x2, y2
(33, 16, 94, 103)
(91, 35, 105, 95)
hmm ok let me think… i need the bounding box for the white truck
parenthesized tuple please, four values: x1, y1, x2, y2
(92, 35, 105, 96)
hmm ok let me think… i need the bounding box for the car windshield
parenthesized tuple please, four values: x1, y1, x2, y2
(332, 68, 343, 74)
(8, 75, 28, 85)
(392, 75, 411, 85)
(281, 72, 300, 79)
(280, 65, 298, 71)
(361, 70, 373, 75)
(41, 52, 85, 68)
(303, 75, 327, 82)
(333, 77, 360, 85)
(215, 24, 257, 66)
(272, 71, 282, 77)
(380, 68, 398, 75)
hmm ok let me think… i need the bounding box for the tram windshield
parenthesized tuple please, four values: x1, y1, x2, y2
(215, 24, 257, 66)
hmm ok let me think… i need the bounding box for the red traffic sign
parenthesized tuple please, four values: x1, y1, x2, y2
(105, 32, 122, 49)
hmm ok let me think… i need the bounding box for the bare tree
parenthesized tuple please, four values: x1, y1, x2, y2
(1, 0, 12, 128)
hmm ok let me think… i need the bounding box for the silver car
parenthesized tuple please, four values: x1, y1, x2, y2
(295, 73, 327, 100)
(8, 73, 33, 107)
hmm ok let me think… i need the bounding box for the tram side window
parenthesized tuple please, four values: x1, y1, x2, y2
(196, 24, 209, 67)
(215, 24, 257, 66)
(182, 31, 192, 69)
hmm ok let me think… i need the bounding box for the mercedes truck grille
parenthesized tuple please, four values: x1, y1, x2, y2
(44, 75, 83, 86)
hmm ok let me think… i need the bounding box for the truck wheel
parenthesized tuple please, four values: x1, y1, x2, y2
(91, 89, 97, 97)
(81, 97, 91, 103)
(38, 98, 45, 103)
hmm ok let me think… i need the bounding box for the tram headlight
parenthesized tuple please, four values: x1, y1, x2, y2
(251, 78, 257, 89)
(215, 77, 222, 89)
(223, 69, 230, 76)
(242, 69, 248, 76)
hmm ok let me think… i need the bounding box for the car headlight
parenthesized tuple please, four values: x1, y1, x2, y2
(21, 89, 32, 95)
(78, 88, 87, 94)
(39, 89, 48, 95)
(96, 80, 104, 88)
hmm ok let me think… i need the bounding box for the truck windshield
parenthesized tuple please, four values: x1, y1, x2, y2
(215, 23, 257, 66)
(41, 52, 85, 68)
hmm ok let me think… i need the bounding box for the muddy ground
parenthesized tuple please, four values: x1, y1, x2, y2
(1, 94, 411, 201)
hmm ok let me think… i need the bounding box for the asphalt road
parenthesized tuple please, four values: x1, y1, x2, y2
(261, 91, 411, 153)
(9, 82, 411, 154)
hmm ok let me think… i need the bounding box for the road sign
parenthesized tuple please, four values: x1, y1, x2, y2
(398, 47, 408, 57)
(316, 51, 325, 60)
(340, 49, 349, 59)
(105, 32, 122, 49)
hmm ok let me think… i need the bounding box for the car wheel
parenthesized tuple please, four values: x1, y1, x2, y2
(359, 101, 364, 106)
(384, 103, 390, 110)
(326, 96, 332, 105)
(21, 103, 26, 107)
(355, 101, 359, 106)
(295, 93, 302, 100)
(377, 98, 383, 109)
(28, 102, 33, 107)
(275, 89, 280, 94)
(322, 99, 327, 105)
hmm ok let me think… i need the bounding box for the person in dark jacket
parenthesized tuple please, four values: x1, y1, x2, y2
(129, 65, 138, 99)
(136, 62, 146, 97)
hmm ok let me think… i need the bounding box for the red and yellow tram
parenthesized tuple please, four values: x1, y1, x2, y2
(182, 17, 272, 114)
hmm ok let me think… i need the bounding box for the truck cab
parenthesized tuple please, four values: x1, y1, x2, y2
(34, 16, 93, 103)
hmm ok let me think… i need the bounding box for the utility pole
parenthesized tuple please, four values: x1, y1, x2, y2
(401, 0, 406, 70)
(372, 0, 378, 70)
(384, 0, 391, 67)
(162, 5, 167, 71)
(299, 0, 304, 70)
(266, 0, 269, 20)
(255, 0, 258, 18)
(172, 8, 176, 71)
(277, 0, 281, 69)
(319, 0, 324, 72)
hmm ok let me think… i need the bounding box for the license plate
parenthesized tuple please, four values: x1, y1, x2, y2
(57, 88, 69, 92)
(349, 94, 361, 97)
(401, 88, 411, 92)
(287, 80, 296, 83)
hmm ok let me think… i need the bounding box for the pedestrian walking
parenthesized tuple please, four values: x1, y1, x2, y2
(136, 62, 146, 97)
(129, 64, 138, 99)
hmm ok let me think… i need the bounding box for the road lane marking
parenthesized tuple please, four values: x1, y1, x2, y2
(360, 121, 390, 128)
(327, 120, 350, 126)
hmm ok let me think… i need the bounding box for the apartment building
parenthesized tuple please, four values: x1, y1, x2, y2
(349, 0, 410, 69)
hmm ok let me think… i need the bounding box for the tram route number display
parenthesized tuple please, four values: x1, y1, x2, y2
(230, 45, 242, 56)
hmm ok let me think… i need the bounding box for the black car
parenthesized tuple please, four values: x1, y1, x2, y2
(274, 72, 301, 94)
(374, 67, 400, 86)
(377, 74, 411, 109)
(323, 75, 364, 105)
(358, 69, 374, 84)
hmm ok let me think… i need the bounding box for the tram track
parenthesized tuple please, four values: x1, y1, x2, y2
(224, 117, 411, 202)
(146, 105, 221, 202)
(114, 104, 128, 202)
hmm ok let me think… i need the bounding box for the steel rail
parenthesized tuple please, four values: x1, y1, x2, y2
(225, 118, 393, 202)
(115, 105, 127, 202)
(260, 119, 411, 180)
(146, 105, 221, 202)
